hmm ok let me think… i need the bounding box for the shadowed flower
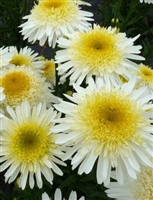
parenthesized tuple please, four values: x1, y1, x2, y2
(41, 59, 56, 85)
(19, 0, 93, 48)
(0, 101, 66, 189)
(135, 64, 153, 94)
(53, 78, 153, 185)
(55, 24, 144, 85)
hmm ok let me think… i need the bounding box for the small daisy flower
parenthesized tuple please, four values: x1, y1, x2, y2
(53, 78, 153, 185)
(42, 188, 85, 200)
(135, 64, 153, 94)
(139, 0, 153, 3)
(8, 46, 45, 72)
(105, 164, 153, 200)
(55, 24, 144, 85)
(41, 59, 56, 85)
(0, 101, 66, 189)
(0, 66, 58, 108)
(0, 46, 14, 67)
(19, 0, 93, 48)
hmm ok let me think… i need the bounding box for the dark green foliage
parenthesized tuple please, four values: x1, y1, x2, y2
(0, 161, 110, 200)
(0, 0, 34, 47)
(97, 0, 153, 67)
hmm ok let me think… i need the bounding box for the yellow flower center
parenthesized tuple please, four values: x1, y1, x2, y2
(69, 27, 122, 74)
(32, 0, 78, 26)
(10, 120, 57, 165)
(41, 0, 65, 8)
(1, 68, 47, 107)
(75, 90, 145, 156)
(43, 60, 55, 82)
(131, 166, 153, 200)
(2, 71, 31, 96)
(137, 65, 153, 88)
(9, 54, 31, 67)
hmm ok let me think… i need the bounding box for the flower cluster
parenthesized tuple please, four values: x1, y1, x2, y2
(0, 0, 153, 199)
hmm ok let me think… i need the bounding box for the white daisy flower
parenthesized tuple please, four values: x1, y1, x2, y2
(42, 188, 85, 200)
(53, 78, 153, 185)
(135, 64, 153, 94)
(55, 24, 144, 85)
(19, 0, 93, 48)
(139, 0, 153, 3)
(0, 66, 59, 108)
(8, 46, 45, 72)
(105, 163, 153, 200)
(0, 101, 66, 189)
(0, 46, 14, 67)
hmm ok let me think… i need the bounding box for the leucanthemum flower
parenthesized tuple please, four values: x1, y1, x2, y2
(105, 163, 153, 200)
(53, 78, 153, 185)
(19, 0, 93, 48)
(8, 46, 45, 72)
(55, 24, 144, 85)
(0, 46, 14, 67)
(42, 188, 85, 200)
(0, 66, 58, 108)
(135, 64, 153, 94)
(139, 0, 153, 3)
(0, 101, 66, 189)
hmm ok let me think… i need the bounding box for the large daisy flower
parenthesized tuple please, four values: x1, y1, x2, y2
(135, 64, 153, 94)
(42, 188, 85, 200)
(105, 163, 153, 200)
(0, 101, 66, 189)
(53, 78, 153, 185)
(139, 0, 153, 3)
(55, 24, 144, 85)
(8, 46, 45, 72)
(19, 0, 93, 48)
(0, 66, 58, 108)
